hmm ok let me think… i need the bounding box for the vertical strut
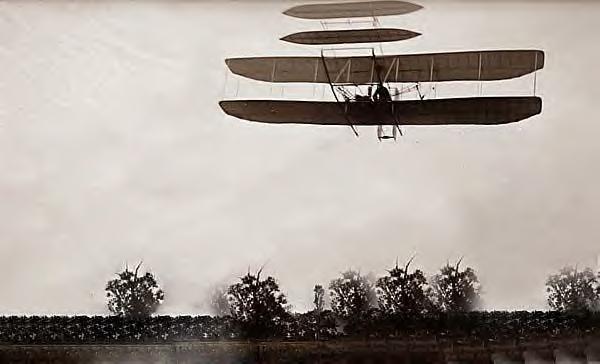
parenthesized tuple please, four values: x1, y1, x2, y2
(271, 59, 277, 82)
(533, 52, 538, 96)
(313, 58, 319, 96)
(429, 56, 435, 99)
(347, 58, 352, 84)
(270, 59, 277, 96)
(429, 57, 434, 82)
(478, 52, 482, 95)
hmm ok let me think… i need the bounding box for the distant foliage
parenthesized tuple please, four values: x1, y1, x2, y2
(428, 260, 481, 312)
(227, 270, 291, 338)
(329, 270, 377, 322)
(208, 284, 231, 317)
(106, 263, 164, 319)
(376, 259, 432, 315)
(292, 310, 338, 340)
(546, 266, 600, 312)
(313, 285, 325, 313)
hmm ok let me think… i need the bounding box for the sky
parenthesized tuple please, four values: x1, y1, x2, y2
(0, 0, 599, 315)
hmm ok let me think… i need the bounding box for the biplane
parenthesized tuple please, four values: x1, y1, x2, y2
(219, 0, 544, 140)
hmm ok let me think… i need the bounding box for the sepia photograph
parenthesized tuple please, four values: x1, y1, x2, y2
(0, 0, 599, 362)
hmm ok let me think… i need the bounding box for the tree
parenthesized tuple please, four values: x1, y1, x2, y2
(546, 266, 600, 312)
(376, 258, 431, 315)
(313, 284, 326, 339)
(313, 284, 325, 314)
(227, 269, 290, 338)
(106, 262, 164, 318)
(428, 259, 481, 312)
(329, 270, 376, 320)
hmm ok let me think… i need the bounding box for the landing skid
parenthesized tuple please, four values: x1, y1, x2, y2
(377, 125, 403, 141)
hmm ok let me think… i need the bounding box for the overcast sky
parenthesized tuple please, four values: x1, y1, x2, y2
(0, 0, 599, 315)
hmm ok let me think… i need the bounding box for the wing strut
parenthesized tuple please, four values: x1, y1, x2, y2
(320, 51, 359, 137)
(533, 52, 538, 96)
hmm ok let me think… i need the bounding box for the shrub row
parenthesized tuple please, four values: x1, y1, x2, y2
(0, 311, 598, 344)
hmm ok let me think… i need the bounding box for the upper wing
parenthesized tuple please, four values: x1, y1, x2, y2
(225, 50, 545, 84)
(219, 97, 542, 126)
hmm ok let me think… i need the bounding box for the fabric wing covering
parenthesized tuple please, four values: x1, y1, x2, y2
(225, 50, 545, 84)
(283, 1, 423, 19)
(219, 97, 542, 126)
(281, 28, 421, 45)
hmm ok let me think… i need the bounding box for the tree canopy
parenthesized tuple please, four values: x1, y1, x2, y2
(329, 270, 376, 320)
(428, 260, 481, 312)
(376, 258, 431, 315)
(546, 266, 600, 312)
(227, 270, 290, 338)
(105, 263, 164, 319)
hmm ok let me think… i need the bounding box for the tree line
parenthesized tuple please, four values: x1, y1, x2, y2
(105, 260, 600, 338)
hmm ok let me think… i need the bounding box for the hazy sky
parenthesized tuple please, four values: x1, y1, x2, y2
(1, 0, 599, 315)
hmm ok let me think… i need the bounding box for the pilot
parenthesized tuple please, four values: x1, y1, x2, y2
(372, 84, 394, 129)
(372, 84, 392, 103)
